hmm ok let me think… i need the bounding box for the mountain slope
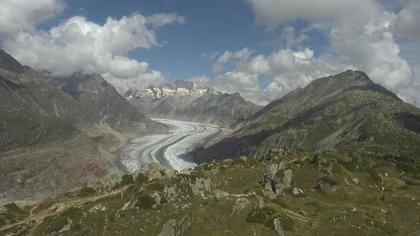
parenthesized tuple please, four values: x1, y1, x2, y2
(194, 70, 420, 163)
(125, 81, 261, 127)
(2, 151, 420, 235)
(44, 72, 165, 135)
(0, 57, 80, 151)
(0, 49, 166, 204)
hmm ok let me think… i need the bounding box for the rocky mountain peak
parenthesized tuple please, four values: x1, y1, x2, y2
(307, 70, 373, 91)
(0, 49, 24, 74)
(126, 80, 210, 100)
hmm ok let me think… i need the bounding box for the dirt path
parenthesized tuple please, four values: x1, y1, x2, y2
(0, 185, 130, 235)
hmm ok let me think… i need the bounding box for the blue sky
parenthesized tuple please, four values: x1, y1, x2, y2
(0, 0, 419, 105)
(40, 0, 332, 81)
(53, 0, 275, 80)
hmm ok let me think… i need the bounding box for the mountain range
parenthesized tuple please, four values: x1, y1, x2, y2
(0, 49, 166, 204)
(125, 81, 261, 127)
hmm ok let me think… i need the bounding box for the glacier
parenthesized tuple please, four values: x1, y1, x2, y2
(120, 118, 228, 172)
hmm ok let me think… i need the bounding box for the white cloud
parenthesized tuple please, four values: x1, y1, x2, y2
(234, 0, 420, 105)
(392, 0, 420, 40)
(0, 0, 64, 37)
(249, 0, 381, 30)
(146, 13, 185, 28)
(205, 47, 349, 105)
(4, 13, 185, 93)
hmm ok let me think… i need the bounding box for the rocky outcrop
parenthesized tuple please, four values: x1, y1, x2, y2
(144, 163, 176, 181)
(189, 178, 213, 199)
(273, 218, 285, 236)
(231, 198, 250, 217)
(158, 212, 192, 236)
(0, 49, 24, 74)
(262, 160, 293, 198)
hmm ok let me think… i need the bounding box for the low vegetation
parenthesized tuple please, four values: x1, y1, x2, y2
(1, 148, 419, 235)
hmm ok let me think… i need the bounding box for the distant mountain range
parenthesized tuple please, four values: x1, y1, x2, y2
(195, 70, 420, 166)
(124, 80, 261, 127)
(0, 49, 166, 203)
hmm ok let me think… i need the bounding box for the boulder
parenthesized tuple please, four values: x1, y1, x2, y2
(262, 161, 293, 196)
(273, 218, 285, 236)
(189, 178, 213, 199)
(158, 212, 192, 236)
(151, 192, 162, 209)
(318, 159, 334, 179)
(292, 187, 304, 197)
(145, 163, 176, 180)
(214, 189, 230, 199)
(163, 186, 179, 203)
(230, 198, 250, 217)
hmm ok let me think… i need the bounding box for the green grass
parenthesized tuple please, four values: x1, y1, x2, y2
(135, 193, 156, 209)
(19, 149, 420, 236)
(78, 187, 96, 197)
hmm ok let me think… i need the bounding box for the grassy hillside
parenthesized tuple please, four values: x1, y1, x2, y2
(1, 149, 420, 235)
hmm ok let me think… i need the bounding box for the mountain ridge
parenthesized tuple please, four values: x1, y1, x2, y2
(193, 70, 420, 164)
(0, 49, 167, 204)
(125, 80, 261, 127)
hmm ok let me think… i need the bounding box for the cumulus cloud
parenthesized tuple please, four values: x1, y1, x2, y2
(249, 0, 381, 30)
(0, 0, 65, 37)
(205, 47, 349, 105)
(146, 13, 186, 28)
(392, 0, 420, 40)
(224, 0, 420, 105)
(4, 12, 185, 93)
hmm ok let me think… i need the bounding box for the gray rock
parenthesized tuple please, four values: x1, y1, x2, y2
(163, 186, 179, 202)
(318, 158, 334, 179)
(273, 218, 285, 236)
(89, 203, 107, 213)
(256, 195, 265, 208)
(231, 198, 250, 217)
(352, 177, 360, 184)
(145, 163, 176, 180)
(158, 212, 192, 236)
(214, 189, 230, 199)
(292, 187, 304, 197)
(158, 219, 177, 236)
(189, 178, 213, 199)
(151, 192, 162, 209)
(262, 161, 293, 196)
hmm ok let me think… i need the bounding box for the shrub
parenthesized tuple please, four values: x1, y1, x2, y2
(367, 167, 382, 182)
(43, 215, 68, 232)
(246, 207, 277, 224)
(146, 182, 165, 192)
(120, 174, 134, 186)
(62, 207, 83, 219)
(135, 194, 155, 209)
(136, 173, 148, 184)
(78, 187, 96, 197)
(320, 175, 337, 186)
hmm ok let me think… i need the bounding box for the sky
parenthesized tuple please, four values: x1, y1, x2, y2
(0, 0, 419, 106)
